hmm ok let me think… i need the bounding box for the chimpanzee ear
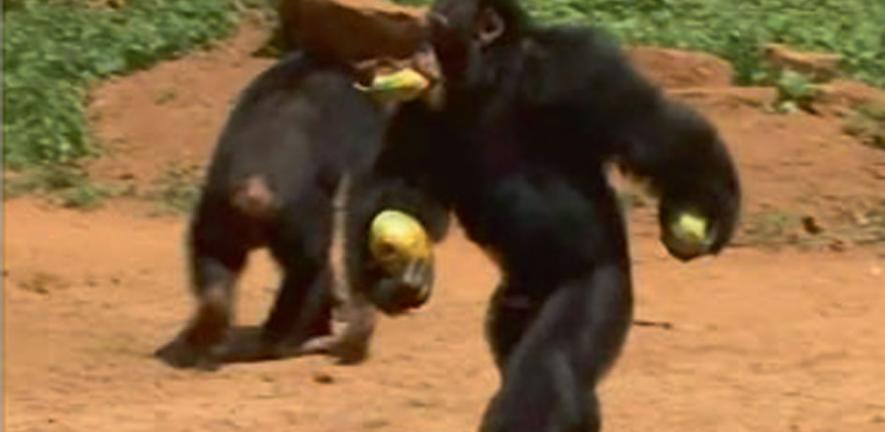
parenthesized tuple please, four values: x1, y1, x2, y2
(474, 7, 505, 46)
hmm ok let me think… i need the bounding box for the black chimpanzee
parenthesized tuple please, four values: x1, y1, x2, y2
(155, 51, 430, 370)
(344, 0, 742, 430)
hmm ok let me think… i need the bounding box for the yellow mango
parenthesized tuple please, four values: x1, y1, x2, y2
(670, 211, 712, 250)
(369, 210, 431, 273)
(355, 68, 431, 103)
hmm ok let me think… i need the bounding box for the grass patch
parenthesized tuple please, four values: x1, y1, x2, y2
(3, 0, 242, 168)
(153, 88, 179, 106)
(2, 160, 206, 213)
(3, 163, 114, 210)
(145, 162, 204, 215)
(396, 0, 884, 87)
(7, 0, 881, 169)
(526, 0, 885, 87)
(771, 70, 823, 113)
(843, 101, 885, 150)
(738, 210, 804, 245)
(735, 202, 885, 249)
(733, 210, 844, 250)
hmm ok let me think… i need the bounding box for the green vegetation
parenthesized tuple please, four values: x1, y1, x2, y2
(4, 0, 883, 173)
(2, 159, 204, 212)
(3, 163, 114, 210)
(772, 70, 821, 113)
(147, 162, 203, 215)
(3, 0, 241, 168)
(843, 101, 885, 149)
(531, 0, 884, 87)
(396, 0, 884, 87)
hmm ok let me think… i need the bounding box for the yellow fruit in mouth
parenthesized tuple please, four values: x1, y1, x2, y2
(369, 210, 431, 273)
(354, 67, 431, 103)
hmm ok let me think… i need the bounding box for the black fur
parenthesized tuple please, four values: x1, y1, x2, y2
(156, 52, 385, 370)
(347, 0, 741, 430)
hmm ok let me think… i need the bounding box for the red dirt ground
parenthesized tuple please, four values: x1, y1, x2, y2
(5, 22, 885, 432)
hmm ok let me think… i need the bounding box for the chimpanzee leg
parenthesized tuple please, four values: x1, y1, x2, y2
(261, 191, 336, 351)
(156, 197, 250, 370)
(261, 260, 334, 349)
(480, 264, 633, 432)
(485, 280, 542, 372)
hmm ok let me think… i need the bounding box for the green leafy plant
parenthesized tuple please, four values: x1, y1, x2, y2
(148, 162, 204, 214)
(3, 163, 113, 210)
(3, 0, 242, 168)
(6, 0, 883, 175)
(843, 101, 885, 150)
(396, 0, 884, 88)
(773, 70, 821, 113)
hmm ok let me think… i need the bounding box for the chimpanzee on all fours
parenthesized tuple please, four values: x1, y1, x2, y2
(345, 0, 741, 431)
(155, 52, 433, 370)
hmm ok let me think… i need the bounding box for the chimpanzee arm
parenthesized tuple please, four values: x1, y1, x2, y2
(344, 103, 453, 313)
(347, 103, 452, 241)
(535, 28, 741, 257)
(534, 28, 741, 258)
(607, 95, 741, 256)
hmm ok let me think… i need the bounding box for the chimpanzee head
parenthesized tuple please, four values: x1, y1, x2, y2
(426, 0, 530, 88)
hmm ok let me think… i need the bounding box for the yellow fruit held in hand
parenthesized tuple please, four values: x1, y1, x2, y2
(669, 211, 712, 255)
(369, 210, 431, 274)
(354, 68, 430, 103)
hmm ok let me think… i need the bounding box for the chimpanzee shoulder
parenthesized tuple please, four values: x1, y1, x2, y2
(514, 25, 660, 113)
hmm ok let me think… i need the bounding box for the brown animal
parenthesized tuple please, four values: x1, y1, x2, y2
(261, 0, 436, 82)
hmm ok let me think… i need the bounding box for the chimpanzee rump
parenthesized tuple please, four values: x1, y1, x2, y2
(345, 0, 741, 431)
(156, 52, 391, 370)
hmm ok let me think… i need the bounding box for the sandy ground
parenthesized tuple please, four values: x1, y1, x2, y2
(5, 22, 885, 432)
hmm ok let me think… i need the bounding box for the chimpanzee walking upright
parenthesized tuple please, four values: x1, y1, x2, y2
(344, 1, 741, 430)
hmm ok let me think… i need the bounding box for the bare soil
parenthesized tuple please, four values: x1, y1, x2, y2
(5, 22, 885, 432)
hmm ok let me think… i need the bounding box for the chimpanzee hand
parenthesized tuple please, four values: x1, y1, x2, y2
(369, 256, 435, 315)
(363, 209, 436, 314)
(659, 191, 739, 262)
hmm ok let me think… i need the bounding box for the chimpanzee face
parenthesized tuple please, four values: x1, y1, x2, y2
(427, 0, 506, 88)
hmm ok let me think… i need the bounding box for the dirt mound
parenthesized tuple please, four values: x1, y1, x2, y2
(86, 22, 274, 192)
(628, 46, 734, 89)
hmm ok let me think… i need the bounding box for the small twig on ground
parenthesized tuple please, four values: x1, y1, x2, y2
(632, 319, 675, 330)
